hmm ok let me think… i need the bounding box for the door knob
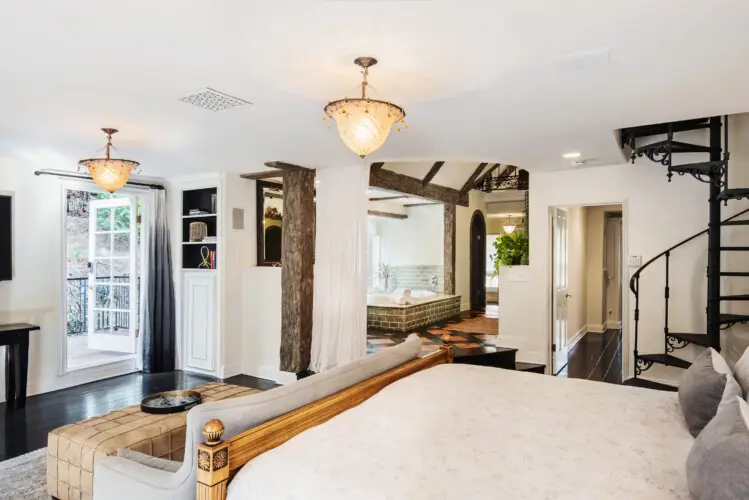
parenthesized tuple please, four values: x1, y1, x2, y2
(565, 293, 572, 298)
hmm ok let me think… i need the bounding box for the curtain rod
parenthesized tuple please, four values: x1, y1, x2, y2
(34, 170, 165, 190)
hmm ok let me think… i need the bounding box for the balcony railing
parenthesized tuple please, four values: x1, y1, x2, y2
(66, 276, 136, 335)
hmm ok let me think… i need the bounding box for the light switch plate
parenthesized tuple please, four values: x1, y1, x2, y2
(629, 255, 642, 267)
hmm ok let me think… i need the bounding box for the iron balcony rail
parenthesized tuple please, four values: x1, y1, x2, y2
(629, 207, 749, 376)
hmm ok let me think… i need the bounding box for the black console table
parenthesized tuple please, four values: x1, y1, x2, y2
(1, 323, 40, 410)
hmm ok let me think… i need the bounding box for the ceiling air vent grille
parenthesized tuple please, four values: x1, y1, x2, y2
(179, 88, 252, 112)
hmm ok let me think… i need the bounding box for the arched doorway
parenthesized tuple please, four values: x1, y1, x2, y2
(470, 210, 487, 310)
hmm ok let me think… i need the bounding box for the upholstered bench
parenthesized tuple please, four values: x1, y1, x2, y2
(47, 382, 260, 500)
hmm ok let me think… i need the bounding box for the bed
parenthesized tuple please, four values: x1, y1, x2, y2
(195, 346, 693, 500)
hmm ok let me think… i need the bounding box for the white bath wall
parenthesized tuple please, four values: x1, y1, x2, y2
(375, 204, 444, 266)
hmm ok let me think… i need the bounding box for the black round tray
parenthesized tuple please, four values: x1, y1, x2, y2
(140, 390, 202, 414)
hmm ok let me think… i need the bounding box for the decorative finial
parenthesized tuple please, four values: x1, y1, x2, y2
(441, 333, 451, 345)
(203, 419, 225, 445)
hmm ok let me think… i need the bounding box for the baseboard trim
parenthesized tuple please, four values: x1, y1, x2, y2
(244, 365, 297, 385)
(606, 320, 622, 329)
(567, 327, 587, 351)
(587, 324, 605, 334)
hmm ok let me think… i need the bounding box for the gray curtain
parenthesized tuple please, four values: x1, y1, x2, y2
(143, 189, 176, 373)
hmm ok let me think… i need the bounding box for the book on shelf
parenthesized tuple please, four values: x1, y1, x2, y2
(188, 209, 211, 215)
(210, 194, 217, 214)
(210, 250, 216, 269)
(202, 236, 218, 243)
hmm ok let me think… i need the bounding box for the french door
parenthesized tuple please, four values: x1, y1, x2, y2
(552, 208, 569, 374)
(87, 198, 138, 353)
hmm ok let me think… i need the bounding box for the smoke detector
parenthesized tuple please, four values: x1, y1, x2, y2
(179, 88, 252, 112)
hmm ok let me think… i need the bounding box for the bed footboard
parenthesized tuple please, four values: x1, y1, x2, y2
(196, 344, 454, 499)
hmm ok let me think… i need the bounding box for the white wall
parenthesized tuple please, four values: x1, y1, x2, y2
(374, 204, 444, 267)
(0, 152, 139, 403)
(503, 159, 710, 372)
(456, 191, 487, 310)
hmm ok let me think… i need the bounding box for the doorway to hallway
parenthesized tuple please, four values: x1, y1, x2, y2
(470, 210, 487, 310)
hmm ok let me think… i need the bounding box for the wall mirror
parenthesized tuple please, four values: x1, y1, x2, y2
(256, 180, 283, 266)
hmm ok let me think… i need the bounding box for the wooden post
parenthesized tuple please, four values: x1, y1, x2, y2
(443, 204, 456, 294)
(280, 168, 315, 373)
(197, 419, 229, 500)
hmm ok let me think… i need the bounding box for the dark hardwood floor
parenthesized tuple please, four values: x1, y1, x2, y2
(0, 371, 277, 462)
(557, 329, 622, 384)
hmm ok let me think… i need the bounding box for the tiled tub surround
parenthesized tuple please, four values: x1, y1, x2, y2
(388, 265, 444, 293)
(367, 294, 461, 332)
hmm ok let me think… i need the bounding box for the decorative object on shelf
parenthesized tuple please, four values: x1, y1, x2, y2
(189, 222, 208, 242)
(378, 262, 392, 291)
(502, 215, 517, 234)
(490, 231, 529, 274)
(78, 128, 140, 193)
(323, 57, 406, 158)
(264, 206, 282, 221)
(211, 193, 217, 213)
(140, 389, 202, 414)
(189, 209, 211, 216)
(199, 246, 211, 269)
(202, 236, 218, 244)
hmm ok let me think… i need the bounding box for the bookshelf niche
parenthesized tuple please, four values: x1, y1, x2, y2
(181, 187, 218, 270)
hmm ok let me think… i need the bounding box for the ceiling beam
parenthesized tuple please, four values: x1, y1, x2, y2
(496, 164, 517, 183)
(369, 195, 408, 202)
(404, 202, 441, 207)
(370, 167, 468, 207)
(264, 161, 314, 172)
(370, 162, 385, 174)
(240, 171, 284, 181)
(473, 163, 501, 188)
(421, 161, 445, 187)
(368, 210, 408, 220)
(459, 162, 489, 196)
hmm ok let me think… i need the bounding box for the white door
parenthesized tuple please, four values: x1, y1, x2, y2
(88, 197, 138, 353)
(552, 208, 569, 374)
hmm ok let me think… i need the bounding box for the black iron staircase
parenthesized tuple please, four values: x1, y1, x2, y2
(624, 116, 749, 382)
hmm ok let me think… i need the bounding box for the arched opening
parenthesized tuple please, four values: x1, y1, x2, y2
(470, 210, 487, 310)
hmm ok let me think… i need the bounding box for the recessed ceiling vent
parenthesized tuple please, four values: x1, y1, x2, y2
(179, 87, 252, 112)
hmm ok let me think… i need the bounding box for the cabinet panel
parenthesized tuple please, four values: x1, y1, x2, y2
(183, 272, 216, 371)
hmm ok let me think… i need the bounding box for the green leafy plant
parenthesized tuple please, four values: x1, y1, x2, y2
(490, 231, 529, 274)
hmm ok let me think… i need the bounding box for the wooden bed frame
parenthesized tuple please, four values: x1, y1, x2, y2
(195, 345, 454, 499)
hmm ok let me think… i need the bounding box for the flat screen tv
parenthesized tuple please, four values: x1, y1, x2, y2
(0, 195, 11, 281)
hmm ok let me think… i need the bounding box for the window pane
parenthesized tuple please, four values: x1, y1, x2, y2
(93, 260, 112, 281)
(95, 208, 112, 231)
(95, 234, 111, 257)
(111, 284, 130, 311)
(114, 206, 130, 231)
(112, 259, 130, 278)
(113, 233, 130, 257)
(95, 285, 111, 308)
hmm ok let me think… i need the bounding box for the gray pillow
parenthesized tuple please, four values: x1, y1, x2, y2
(733, 346, 749, 398)
(678, 348, 742, 437)
(687, 396, 749, 500)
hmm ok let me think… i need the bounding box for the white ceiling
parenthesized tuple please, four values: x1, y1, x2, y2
(2, 0, 749, 178)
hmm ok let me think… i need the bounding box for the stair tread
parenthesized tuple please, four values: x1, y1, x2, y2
(668, 332, 710, 346)
(718, 189, 749, 201)
(670, 161, 726, 173)
(638, 354, 692, 369)
(720, 271, 749, 276)
(720, 294, 749, 300)
(720, 313, 749, 324)
(720, 247, 749, 251)
(720, 220, 749, 226)
(622, 378, 678, 392)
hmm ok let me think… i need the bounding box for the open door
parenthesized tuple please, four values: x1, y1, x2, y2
(87, 197, 138, 353)
(470, 210, 487, 310)
(552, 208, 569, 374)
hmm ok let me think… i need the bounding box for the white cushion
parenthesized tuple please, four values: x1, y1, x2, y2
(734, 346, 749, 399)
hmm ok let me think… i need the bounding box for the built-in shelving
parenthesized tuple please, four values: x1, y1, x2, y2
(181, 187, 218, 270)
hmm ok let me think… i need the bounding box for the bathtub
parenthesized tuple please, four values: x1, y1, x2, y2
(367, 291, 462, 332)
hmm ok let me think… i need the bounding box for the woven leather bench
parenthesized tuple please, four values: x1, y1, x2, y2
(47, 382, 259, 500)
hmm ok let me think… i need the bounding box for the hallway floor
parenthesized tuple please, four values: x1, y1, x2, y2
(557, 329, 622, 384)
(367, 305, 499, 355)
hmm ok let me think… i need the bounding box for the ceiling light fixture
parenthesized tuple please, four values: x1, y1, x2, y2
(562, 152, 581, 159)
(503, 215, 517, 234)
(78, 128, 140, 193)
(324, 57, 406, 158)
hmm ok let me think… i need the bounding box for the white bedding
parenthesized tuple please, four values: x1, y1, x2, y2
(228, 365, 693, 500)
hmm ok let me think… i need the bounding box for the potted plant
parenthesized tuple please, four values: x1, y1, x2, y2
(490, 231, 529, 276)
(378, 263, 392, 292)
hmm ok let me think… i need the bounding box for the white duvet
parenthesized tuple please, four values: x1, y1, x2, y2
(228, 365, 693, 500)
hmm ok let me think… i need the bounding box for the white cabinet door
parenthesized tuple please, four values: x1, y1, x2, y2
(183, 272, 216, 372)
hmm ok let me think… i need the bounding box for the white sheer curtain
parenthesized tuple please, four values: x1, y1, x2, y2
(310, 164, 368, 372)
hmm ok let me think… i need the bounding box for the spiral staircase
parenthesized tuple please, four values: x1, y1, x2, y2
(622, 116, 749, 389)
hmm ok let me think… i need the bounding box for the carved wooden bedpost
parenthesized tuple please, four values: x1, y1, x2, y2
(440, 334, 455, 363)
(197, 419, 230, 500)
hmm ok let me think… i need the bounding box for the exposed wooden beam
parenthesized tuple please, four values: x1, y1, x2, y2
(241, 171, 284, 181)
(370, 162, 385, 174)
(404, 202, 441, 208)
(369, 195, 407, 202)
(370, 167, 468, 207)
(460, 162, 489, 196)
(495, 164, 517, 184)
(264, 161, 314, 172)
(473, 163, 501, 188)
(444, 204, 456, 294)
(368, 210, 408, 220)
(421, 161, 445, 187)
